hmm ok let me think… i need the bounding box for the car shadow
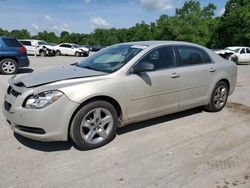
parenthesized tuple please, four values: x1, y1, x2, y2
(17, 68, 33, 74)
(14, 133, 74, 152)
(117, 107, 203, 135)
(14, 107, 203, 152)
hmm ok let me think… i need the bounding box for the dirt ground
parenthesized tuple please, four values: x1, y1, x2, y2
(0, 56, 250, 188)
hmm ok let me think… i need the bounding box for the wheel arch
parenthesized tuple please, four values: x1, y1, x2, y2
(68, 95, 122, 137)
(218, 78, 230, 90)
(0, 56, 18, 63)
(39, 49, 45, 53)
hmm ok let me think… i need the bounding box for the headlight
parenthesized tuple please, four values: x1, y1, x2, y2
(25, 90, 63, 109)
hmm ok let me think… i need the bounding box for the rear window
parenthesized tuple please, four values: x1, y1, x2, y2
(176, 46, 212, 67)
(20, 41, 31, 46)
(2, 38, 22, 47)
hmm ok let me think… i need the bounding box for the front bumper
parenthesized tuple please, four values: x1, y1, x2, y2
(2, 89, 79, 142)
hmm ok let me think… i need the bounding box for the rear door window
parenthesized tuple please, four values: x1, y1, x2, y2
(175, 46, 212, 67)
(2, 38, 22, 47)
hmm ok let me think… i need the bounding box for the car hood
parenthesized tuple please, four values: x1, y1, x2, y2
(43, 45, 55, 50)
(80, 47, 89, 52)
(12, 65, 106, 88)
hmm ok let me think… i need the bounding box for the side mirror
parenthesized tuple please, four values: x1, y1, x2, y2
(132, 62, 155, 74)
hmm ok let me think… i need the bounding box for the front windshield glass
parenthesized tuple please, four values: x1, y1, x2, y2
(225, 47, 240, 53)
(77, 44, 146, 73)
(73, 44, 79, 48)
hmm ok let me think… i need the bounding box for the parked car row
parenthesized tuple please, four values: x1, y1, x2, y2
(18, 39, 90, 57)
(215, 46, 250, 64)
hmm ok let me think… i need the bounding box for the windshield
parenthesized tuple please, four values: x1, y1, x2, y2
(225, 47, 240, 53)
(38, 41, 48, 45)
(77, 44, 146, 73)
(73, 44, 79, 48)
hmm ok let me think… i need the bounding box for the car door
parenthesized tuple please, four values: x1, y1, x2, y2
(65, 44, 74, 55)
(245, 48, 250, 62)
(59, 44, 68, 55)
(126, 46, 181, 120)
(238, 48, 246, 62)
(174, 45, 216, 110)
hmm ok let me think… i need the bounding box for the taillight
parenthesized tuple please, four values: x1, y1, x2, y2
(19, 46, 26, 54)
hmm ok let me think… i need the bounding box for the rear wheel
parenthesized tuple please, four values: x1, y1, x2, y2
(70, 100, 118, 150)
(205, 81, 229, 112)
(0, 59, 18, 75)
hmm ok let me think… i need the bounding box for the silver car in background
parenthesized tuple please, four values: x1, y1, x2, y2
(3, 41, 237, 149)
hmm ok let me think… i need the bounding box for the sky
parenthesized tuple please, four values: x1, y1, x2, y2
(0, 0, 227, 35)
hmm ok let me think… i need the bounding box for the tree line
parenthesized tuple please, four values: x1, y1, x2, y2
(0, 0, 249, 49)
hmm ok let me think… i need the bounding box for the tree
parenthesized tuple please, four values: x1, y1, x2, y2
(217, 0, 250, 47)
(0, 28, 10, 36)
(10, 29, 31, 39)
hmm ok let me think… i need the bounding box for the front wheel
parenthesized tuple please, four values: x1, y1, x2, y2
(56, 50, 61, 56)
(75, 51, 80, 57)
(205, 81, 229, 112)
(40, 50, 46, 57)
(70, 101, 118, 150)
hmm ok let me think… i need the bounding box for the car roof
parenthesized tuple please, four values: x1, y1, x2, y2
(226, 46, 249, 49)
(116, 41, 205, 48)
(19, 39, 44, 42)
(0, 36, 16, 39)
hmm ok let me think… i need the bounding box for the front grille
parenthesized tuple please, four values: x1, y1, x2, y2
(15, 125, 46, 135)
(4, 101, 11, 111)
(7, 86, 21, 97)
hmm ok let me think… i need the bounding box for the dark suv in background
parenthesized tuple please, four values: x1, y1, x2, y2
(0, 36, 30, 75)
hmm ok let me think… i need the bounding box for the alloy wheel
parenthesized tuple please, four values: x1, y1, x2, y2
(2, 61, 16, 74)
(80, 108, 114, 144)
(213, 85, 228, 109)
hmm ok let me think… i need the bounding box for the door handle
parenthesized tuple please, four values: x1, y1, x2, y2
(170, 73, 180, 78)
(209, 67, 216, 72)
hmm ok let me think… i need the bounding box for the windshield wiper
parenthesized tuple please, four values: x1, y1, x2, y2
(81, 65, 106, 73)
(71, 62, 79, 66)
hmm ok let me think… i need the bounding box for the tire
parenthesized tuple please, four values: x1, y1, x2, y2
(205, 81, 229, 112)
(56, 50, 61, 56)
(0, 59, 18, 75)
(83, 52, 89, 57)
(40, 50, 46, 57)
(70, 100, 118, 150)
(75, 51, 80, 57)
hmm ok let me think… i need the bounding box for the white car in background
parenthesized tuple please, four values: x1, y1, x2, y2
(55, 43, 89, 57)
(78, 45, 89, 56)
(225, 46, 250, 64)
(19, 39, 56, 57)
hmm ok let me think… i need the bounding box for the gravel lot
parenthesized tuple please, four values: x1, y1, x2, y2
(0, 56, 250, 188)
